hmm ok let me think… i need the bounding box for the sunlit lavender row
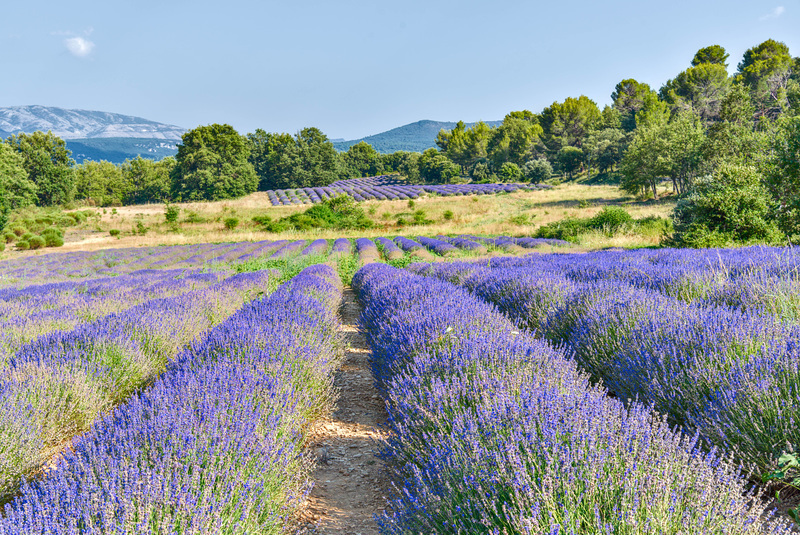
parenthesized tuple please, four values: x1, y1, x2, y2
(410, 245, 800, 484)
(353, 263, 789, 533)
(264, 175, 545, 205)
(0, 264, 343, 533)
(0, 235, 567, 287)
(0, 269, 274, 501)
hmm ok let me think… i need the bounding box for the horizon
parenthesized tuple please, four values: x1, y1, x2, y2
(2, 1, 798, 140)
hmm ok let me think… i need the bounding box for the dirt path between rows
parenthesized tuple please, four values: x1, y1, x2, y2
(297, 287, 389, 534)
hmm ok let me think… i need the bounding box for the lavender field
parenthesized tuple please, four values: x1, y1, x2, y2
(1, 240, 798, 533)
(264, 175, 547, 206)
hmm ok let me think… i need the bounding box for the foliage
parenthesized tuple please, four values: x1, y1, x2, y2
(248, 127, 342, 191)
(522, 158, 553, 183)
(109, 229, 121, 238)
(4, 131, 75, 206)
(765, 116, 800, 238)
(28, 235, 45, 249)
(163, 202, 180, 224)
(171, 124, 258, 201)
(736, 39, 794, 117)
(223, 217, 239, 230)
(0, 143, 38, 218)
(121, 156, 175, 205)
(497, 162, 523, 182)
(540, 96, 601, 152)
(341, 141, 384, 178)
(671, 163, 784, 247)
(254, 195, 373, 232)
(556, 146, 583, 179)
(418, 148, 460, 184)
(74, 160, 127, 206)
(612, 79, 657, 132)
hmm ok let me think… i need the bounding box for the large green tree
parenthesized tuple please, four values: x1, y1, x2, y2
(418, 148, 460, 184)
(611, 79, 656, 132)
(765, 116, 800, 238)
(248, 127, 341, 190)
(487, 112, 543, 167)
(172, 124, 258, 201)
(0, 142, 38, 210)
(121, 156, 175, 205)
(341, 141, 384, 178)
(661, 62, 731, 122)
(74, 160, 128, 206)
(5, 131, 75, 206)
(540, 96, 601, 152)
(736, 39, 795, 117)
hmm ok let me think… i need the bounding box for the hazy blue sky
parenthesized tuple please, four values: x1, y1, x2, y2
(2, 1, 798, 139)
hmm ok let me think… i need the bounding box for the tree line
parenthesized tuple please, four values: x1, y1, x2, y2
(0, 38, 798, 246)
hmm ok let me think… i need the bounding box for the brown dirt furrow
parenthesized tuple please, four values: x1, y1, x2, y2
(297, 287, 389, 534)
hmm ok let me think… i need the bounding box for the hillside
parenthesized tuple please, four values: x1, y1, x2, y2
(0, 105, 186, 164)
(333, 119, 502, 154)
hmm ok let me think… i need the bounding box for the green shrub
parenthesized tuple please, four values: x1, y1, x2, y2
(21, 232, 34, 242)
(252, 215, 272, 227)
(4, 232, 16, 243)
(396, 217, 407, 227)
(589, 207, 633, 232)
(443, 210, 454, 221)
(413, 210, 432, 225)
(42, 228, 64, 247)
(135, 221, 148, 235)
(498, 162, 524, 182)
(509, 214, 530, 225)
(260, 195, 373, 232)
(671, 164, 783, 247)
(16, 240, 29, 250)
(184, 211, 205, 224)
(535, 218, 590, 241)
(223, 217, 240, 231)
(11, 227, 26, 237)
(408, 199, 416, 209)
(0, 242, 4, 252)
(523, 158, 553, 183)
(109, 229, 121, 238)
(28, 236, 45, 250)
(164, 202, 180, 224)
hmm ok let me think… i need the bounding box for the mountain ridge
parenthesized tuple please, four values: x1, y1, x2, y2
(333, 119, 502, 153)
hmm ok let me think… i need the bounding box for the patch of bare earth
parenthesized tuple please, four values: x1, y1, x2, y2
(296, 288, 389, 534)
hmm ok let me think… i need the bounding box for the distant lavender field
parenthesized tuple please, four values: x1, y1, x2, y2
(264, 175, 547, 205)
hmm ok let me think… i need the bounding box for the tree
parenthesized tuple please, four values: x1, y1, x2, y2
(671, 163, 782, 247)
(487, 112, 543, 167)
(171, 124, 258, 201)
(557, 146, 583, 179)
(692, 45, 729, 67)
(661, 63, 731, 122)
(248, 127, 341, 190)
(292, 127, 342, 187)
(765, 116, 800, 238)
(341, 141, 384, 178)
(540, 96, 601, 151)
(418, 148, 460, 184)
(704, 84, 767, 167)
(620, 122, 671, 199)
(247, 130, 297, 190)
(736, 39, 794, 118)
(611, 79, 656, 132)
(583, 127, 626, 174)
(5, 131, 75, 206)
(121, 156, 175, 205)
(523, 158, 553, 183)
(498, 162, 523, 182)
(0, 142, 37, 210)
(388, 152, 422, 183)
(74, 160, 128, 206)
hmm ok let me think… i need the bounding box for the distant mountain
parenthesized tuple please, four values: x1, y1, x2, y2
(0, 105, 185, 140)
(0, 105, 186, 164)
(65, 138, 181, 164)
(333, 119, 502, 154)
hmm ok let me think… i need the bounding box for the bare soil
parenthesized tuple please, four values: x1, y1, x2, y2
(296, 288, 389, 534)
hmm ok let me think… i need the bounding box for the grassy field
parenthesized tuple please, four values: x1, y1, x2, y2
(2, 183, 677, 259)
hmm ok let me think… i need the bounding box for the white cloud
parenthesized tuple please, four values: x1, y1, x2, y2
(64, 36, 95, 57)
(760, 6, 785, 20)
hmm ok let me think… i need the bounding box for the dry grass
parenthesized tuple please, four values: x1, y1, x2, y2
(0, 184, 676, 259)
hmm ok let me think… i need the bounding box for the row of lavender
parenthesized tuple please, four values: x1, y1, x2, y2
(353, 263, 789, 533)
(265, 175, 544, 206)
(0, 265, 343, 533)
(0, 236, 568, 287)
(410, 246, 800, 483)
(0, 269, 276, 502)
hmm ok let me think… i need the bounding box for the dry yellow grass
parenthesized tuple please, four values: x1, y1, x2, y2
(0, 183, 676, 259)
